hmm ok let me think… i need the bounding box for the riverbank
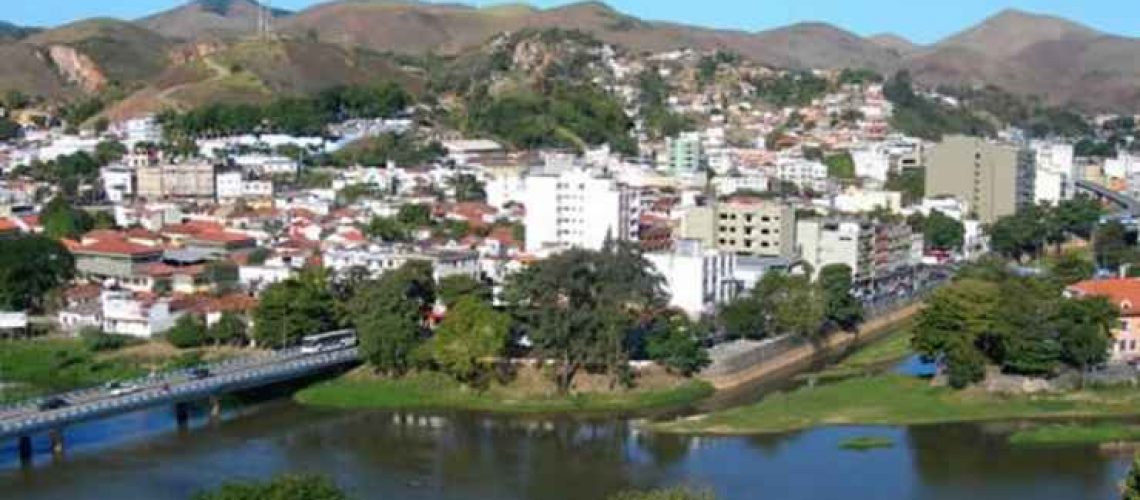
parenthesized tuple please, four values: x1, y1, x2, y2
(653, 373, 1140, 435)
(295, 368, 714, 415)
(699, 303, 921, 391)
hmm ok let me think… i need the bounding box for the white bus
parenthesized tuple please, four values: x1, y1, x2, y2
(300, 330, 358, 354)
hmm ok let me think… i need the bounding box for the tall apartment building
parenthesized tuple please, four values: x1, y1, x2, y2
(1032, 141, 1076, 205)
(523, 166, 640, 253)
(665, 132, 704, 174)
(136, 161, 217, 200)
(679, 197, 796, 259)
(925, 135, 1035, 224)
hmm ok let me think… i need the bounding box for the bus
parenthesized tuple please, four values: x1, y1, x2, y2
(300, 330, 358, 354)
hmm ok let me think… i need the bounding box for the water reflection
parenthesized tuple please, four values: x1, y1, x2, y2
(0, 401, 1132, 500)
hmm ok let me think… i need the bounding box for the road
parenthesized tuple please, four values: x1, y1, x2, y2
(0, 346, 360, 440)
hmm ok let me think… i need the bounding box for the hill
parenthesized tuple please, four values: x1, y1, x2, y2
(23, 19, 174, 92)
(140, 0, 291, 40)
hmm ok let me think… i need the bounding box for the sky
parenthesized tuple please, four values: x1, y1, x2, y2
(6, 0, 1140, 44)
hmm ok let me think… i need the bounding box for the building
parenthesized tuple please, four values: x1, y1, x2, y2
(101, 165, 135, 203)
(1066, 279, 1140, 362)
(100, 290, 182, 338)
(71, 236, 165, 284)
(797, 217, 921, 289)
(679, 197, 796, 259)
(665, 132, 704, 174)
(1032, 141, 1076, 205)
(645, 239, 737, 319)
(324, 245, 480, 283)
(522, 166, 640, 253)
(775, 157, 828, 193)
(925, 135, 1035, 224)
(136, 161, 217, 200)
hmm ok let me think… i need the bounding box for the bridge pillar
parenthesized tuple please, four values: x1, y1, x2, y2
(48, 429, 64, 459)
(208, 396, 221, 422)
(17, 435, 32, 466)
(175, 402, 191, 429)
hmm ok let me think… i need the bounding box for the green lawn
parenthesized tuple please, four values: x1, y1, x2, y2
(795, 325, 913, 383)
(295, 371, 714, 415)
(653, 374, 1140, 434)
(1008, 423, 1140, 447)
(0, 339, 148, 397)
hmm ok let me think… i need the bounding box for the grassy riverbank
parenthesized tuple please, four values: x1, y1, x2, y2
(296, 369, 714, 415)
(0, 338, 247, 403)
(654, 374, 1140, 434)
(795, 325, 913, 383)
(1009, 423, 1140, 447)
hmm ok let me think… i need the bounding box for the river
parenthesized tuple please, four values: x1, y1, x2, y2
(0, 393, 1132, 500)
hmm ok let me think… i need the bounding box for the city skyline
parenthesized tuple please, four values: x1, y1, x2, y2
(5, 0, 1140, 45)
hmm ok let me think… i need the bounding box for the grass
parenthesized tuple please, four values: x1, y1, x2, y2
(0, 339, 147, 395)
(295, 371, 715, 415)
(795, 325, 914, 383)
(839, 436, 895, 451)
(653, 374, 1140, 435)
(1008, 423, 1140, 447)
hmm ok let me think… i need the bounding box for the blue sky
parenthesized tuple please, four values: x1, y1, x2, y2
(6, 0, 1139, 44)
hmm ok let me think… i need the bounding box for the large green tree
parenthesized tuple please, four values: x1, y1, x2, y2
(924, 210, 965, 252)
(349, 261, 435, 375)
(42, 197, 94, 239)
(0, 236, 75, 312)
(425, 296, 510, 385)
(253, 270, 338, 348)
(193, 474, 347, 500)
(646, 312, 711, 376)
(818, 264, 863, 332)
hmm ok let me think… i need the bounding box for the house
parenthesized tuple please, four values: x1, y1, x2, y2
(69, 233, 165, 285)
(1066, 278, 1140, 362)
(100, 290, 183, 338)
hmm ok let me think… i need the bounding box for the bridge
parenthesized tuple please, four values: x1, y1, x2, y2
(0, 346, 360, 465)
(1075, 180, 1140, 217)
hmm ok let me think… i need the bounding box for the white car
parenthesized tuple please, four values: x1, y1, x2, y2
(106, 382, 141, 397)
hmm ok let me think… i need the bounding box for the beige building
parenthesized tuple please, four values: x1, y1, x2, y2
(137, 161, 217, 200)
(679, 197, 796, 259)
(925, 135, 1035, 224)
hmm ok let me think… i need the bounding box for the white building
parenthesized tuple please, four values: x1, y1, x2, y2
(776, 157, 828, 193)
(797, 218, 872, 283)
(523, 166, 640, 253)
(1105, 153, 1140, 180)
(850, 144, 891, 183)
(825, 187, 903, 214)
(645, 239, 737, 319)
(101, 290, 182, 338)
(101, 165, 135, 203)
(324, 245, 480, 283)
(1032, 141, 1076, 205)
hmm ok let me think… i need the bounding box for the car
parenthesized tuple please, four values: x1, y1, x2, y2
(105, 381, 140, 397)
(37, 397, 69, 412)
(188, 367, 211, 380)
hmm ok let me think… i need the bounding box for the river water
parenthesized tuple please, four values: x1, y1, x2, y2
(0, 394, 1131, 500)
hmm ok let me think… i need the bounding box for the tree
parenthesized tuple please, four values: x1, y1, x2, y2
(193, 474, 347, 500)
(1123, 454, 1140, 500)
(1050, 251, 1096, 285)
(818, 264, 863, 332)
(990, 210, 1044, 261)
(42, 197, 94, 239)
(449, 174, 487, 202)
(1058, 297, 1117, 385)
(823, 152, 856, 179)
(505, 243, 665, 393)
(646, 313, 711, 376)
(717, 296, 767, 340)
(0, 236, 75, 312)
(350, 261, 435, 375)
(437, 275, 491, 307)
(396, 204, 433, 227)
(209, 312, 248, 346)
(0, 117, 21, 141)
(609, 487, 716, 500)
(363, 216, 410, 242)
(1095, 221, 1137, 271)
(166, 315, 208, 349)
(912, 279, 1001, 386)
(253, 270, 338, 348)
(884, 168, 924, 205)
(752, 272, 824, 342)
(924, 210, 965, 252)
(425, 296, 510, 385)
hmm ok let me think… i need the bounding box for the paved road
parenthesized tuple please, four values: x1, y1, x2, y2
(0, 347, 359, 440)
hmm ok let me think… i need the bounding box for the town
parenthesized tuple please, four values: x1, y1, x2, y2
(1, 1, 1140, 499)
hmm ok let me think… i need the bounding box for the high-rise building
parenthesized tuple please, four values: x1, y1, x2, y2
(796, 217, 922, 288)
(523, 166, 640, 253)
(925, 135, 1035, 224)
(1032, 141, 1076, 205)
(665, 132, 704, 174)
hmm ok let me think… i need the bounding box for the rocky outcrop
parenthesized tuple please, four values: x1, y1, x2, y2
(168, 40, 225, 65)
(46, 45, 106, 93)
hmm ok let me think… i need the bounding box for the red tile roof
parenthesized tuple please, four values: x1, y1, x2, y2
(74, 238, 164, 257)
(0, 218, 18, 233)
(1069, 279, 1140, 317)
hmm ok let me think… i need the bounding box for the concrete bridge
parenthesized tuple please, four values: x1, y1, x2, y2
(1074, 180, 1140, 216)
(0, 346, 360, 465)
